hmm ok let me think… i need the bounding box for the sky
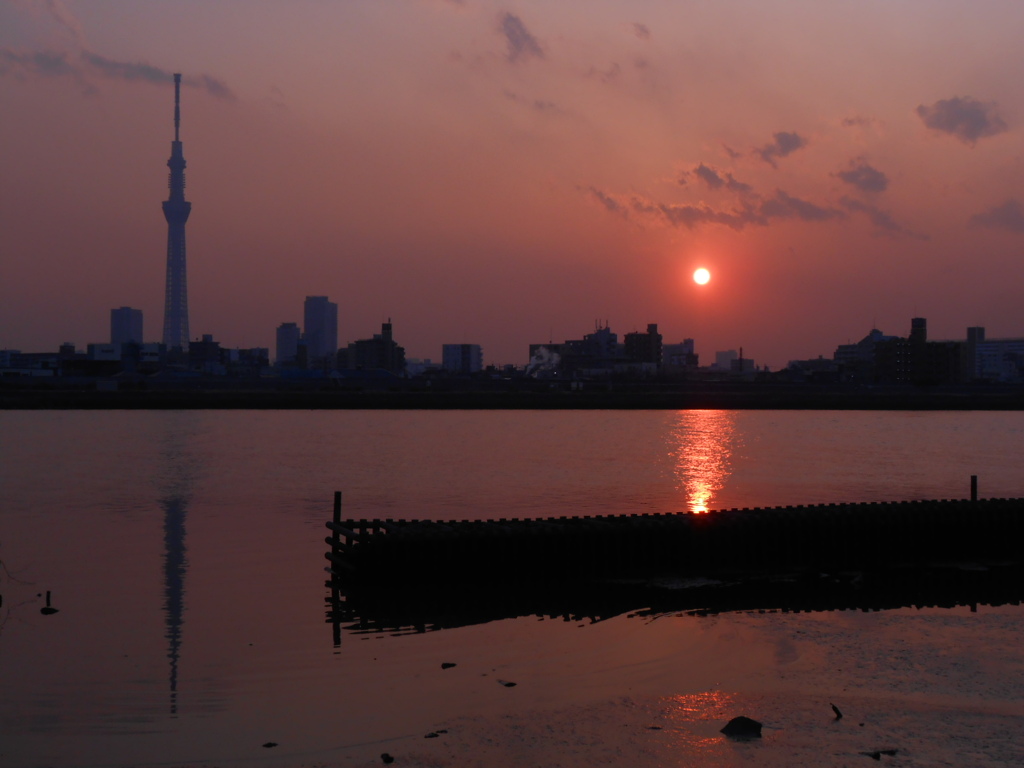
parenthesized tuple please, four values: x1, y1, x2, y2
(2, 0, 1023, 368)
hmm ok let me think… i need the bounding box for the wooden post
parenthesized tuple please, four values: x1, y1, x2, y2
(330, 491, 342, 647)
(971, 475, 978, 502)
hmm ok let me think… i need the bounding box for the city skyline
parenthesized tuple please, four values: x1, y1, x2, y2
(2, 2, 1023, 369)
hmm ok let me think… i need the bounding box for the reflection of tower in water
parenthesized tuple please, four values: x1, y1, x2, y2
(157, 416, 200, 716)
(162, 493, 187, 715)
(670, 410, 738, 513)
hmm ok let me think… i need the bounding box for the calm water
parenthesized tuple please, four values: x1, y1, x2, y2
(2, 409, 1024, 767)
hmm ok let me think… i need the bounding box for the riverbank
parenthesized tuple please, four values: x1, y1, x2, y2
(4, 382, 1024, 409)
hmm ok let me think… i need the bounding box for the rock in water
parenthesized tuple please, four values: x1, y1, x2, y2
(720, 716, 762, 738)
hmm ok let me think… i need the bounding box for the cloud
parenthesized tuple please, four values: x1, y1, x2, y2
(916, 96, 1008, 145)
(841, 115, 871, 128)
(968, 199, 1024, 233)
(841, 197, 927, 240)
(503, 89, 558, 113)
(44, 0, 87, 46)
(0, 47, 234, 100)
(633, 23, 651, 40)
(189, 73, 234, 100)
(588, 187, 629, 218)
(82, 51, 173, 85)
(836, 159, 889, 193)
(499, 13, 543, 63)
(653, 201, 750, 231)
(693, 163, 752, 193)
(586, 62, 621, 84)
(755, 131, 808, 167)
(626, 188, 841, 232)
(759, 190, 842, 222)
(0, 48, 78, 78)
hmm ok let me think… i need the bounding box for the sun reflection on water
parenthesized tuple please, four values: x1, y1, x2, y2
(656, 691, 741, 758)
(669, 410, 739, 513)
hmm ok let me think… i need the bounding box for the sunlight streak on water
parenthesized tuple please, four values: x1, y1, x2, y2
(669, 410, 739, 513)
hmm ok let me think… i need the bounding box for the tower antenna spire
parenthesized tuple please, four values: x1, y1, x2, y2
(173, 73, 181, 141)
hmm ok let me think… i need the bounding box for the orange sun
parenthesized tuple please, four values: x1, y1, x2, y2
(693, 267, 711, 285)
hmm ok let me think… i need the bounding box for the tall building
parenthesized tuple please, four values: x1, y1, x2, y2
(162, 73, 192, 350)
(442, 344, 483, 374)
(346, 320, 406, 375)
(624, 323, 663, 365)
(303, 296, 338, 362)
(276, 322, 301, 364)
(110, 306, 143, 345)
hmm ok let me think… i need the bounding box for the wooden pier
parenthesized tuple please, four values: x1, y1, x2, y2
(324, 490, 1024, 634)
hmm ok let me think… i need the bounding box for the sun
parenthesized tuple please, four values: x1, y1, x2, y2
(693, 267, 711, 285)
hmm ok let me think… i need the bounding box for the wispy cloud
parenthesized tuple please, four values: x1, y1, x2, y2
(0, 47, 235, 100)
(969, 199, 1024, 233)
(836, 159, 889, 193)
(633, 23, 651, 41)
(626, 188, 842, 232)
(760, 190, 842, 222)
(755, 131, 808, 167)
(841, 197, 927, 240)
(588, 187, 629, 218)
(499, 12, 543, 63)
(0, 48, 78, 78)
(45, 0, 87, 46)
(1, 0, 234, 100)
(692, 163, 752, 193)
(503, 89, 558, 113)
(585, 62, 621, 84)
(916, 96, 1008, 146)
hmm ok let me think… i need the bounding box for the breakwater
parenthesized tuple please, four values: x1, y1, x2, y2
(324, 492, 1024, 634)
(326, 495, 1024, 587)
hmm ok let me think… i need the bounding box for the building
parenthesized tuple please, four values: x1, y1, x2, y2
(834, 328, 896, 382)
(275, 322, 301, 365)
(662, 339, 699, 373)
(345, 320, 406, 375)
(303, 296, 338, 364)
(111, 307, 143, 346)
(161, 74, 192, 350)
(713, 350, 738, 370)
(442, 344, 483, 374)
(870, 318, 963, 385)
(624, 324, 663, 366)
(964, 327, 1024, 383)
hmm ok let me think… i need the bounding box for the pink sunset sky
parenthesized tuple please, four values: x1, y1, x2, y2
(2, 1, 1022, 368)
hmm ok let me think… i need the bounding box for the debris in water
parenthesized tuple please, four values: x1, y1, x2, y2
(40, 590, 58, 616)
(861, 749, 898, 760)
(441, 662, 457, 669)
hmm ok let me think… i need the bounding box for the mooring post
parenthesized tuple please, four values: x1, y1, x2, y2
(971, 475, 978, 502)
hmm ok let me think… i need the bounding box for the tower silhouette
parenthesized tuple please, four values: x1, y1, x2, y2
(162, 73, 192, 349)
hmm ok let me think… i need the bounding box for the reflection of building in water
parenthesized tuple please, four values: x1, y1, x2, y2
(669, 410, 737, 513)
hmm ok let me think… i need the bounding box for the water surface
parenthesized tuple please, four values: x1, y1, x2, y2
(2, 410, 1023, 766)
